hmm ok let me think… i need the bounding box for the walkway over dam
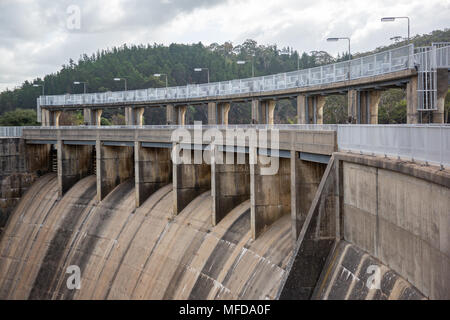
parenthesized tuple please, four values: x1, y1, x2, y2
(0, 124, 449, 299)
(37, 44, 450, 126)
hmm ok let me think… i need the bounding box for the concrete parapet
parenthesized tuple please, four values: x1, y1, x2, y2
(211, 152, 250, 225)
(250, 156, 290, 239)
(134, 143, 172, 207)
(172, 148, 211, 214)
(96, 142, 134, 201)
(57, 141, 93, 197)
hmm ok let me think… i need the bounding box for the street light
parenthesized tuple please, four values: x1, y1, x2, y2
(113, 77, 127, 91)
(327, 37, 351, 79)
(153, 73, 168, 87)
(194, 68, 209, 83)
(381, 16, 410, 41)
(73, 81, 87, 93)
(236, 59, 255, 77)
(33, 83, 44, 96)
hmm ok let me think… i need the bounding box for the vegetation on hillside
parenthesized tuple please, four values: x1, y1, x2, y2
(0, 29, 449, 125)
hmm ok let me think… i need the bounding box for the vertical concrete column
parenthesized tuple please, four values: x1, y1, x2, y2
(173, 147, 211, 215)
(250, 156, 290, 239)
(84, 109, 103, 125)
(166, 104, 176, 125)
(125, 107, 134, 125)
(41, 109, 50, 126)
(50, 111, 61, 127)
(347, 89, 358, 124)
(368, 91, 381, 124)
(406, 76, 419, 124)
(433, 68, 448, 123)
(134, 143, 172, 207)
(135, 107, 145, 126)
(267, 100, 276, 124)
(315, 96, 325, 124)
(297, 95, 307, 124)
(177, 105, 187, 125)
(212, 152, 250, 225)
(57, 140, 93, 197)
(290, 151, 326, 241)
(218, 102, 231, 125)
(251, 99, 260, 124)
(208, 102, 217, 124)
(96, 141, 134, 201)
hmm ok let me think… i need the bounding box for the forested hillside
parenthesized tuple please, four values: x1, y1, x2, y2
(0, 29, 449, 125)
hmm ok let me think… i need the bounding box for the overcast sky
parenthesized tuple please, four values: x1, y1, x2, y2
(0, 0, 449, 92)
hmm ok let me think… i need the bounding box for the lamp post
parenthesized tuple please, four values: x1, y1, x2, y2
(73, 81, 87, 93)
(194, 68, 209, 83)
(381, 16, 410, 41)
(153, 73, 168, 87)
(327, 37, 351, 79)
(113, 77, 127, 91)
(236, 59, 255, 77)
(33, 83, 44, 96)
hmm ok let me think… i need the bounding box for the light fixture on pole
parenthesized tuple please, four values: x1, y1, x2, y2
(236, 59, 255, 77)
(113, 77, 127, 91)
(327, 37, 351, 79)
(153, 73, 168, 87)
(381, 16, 410, 41)
(33, 83, 44, 96)
(194, 68, 210, 83)
(73, 81, 88, 93)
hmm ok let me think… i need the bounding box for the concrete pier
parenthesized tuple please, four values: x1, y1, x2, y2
(211, 152, 250, 225)
(348, 90, 381, 124)
(125, 107, 145, 125)
(83, 109, 103, 125)
(134, 143, 172, 207)
(172, 148, 211, 214)
(297, 95, 325, 124)
(290, 152, 326, 241)
(250, 156, 290, 239)
(57, 141, 93, 196)
(96, 142, 134, 201)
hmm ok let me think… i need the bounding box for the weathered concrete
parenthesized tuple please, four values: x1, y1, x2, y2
(166, 104, 176, 125)
(57, 141, 93, 197)
(41, 110, 62, 126)
(172, 148, 211, 214)
(134, 143, 172, 207)
(83, 109, 103, 125)
(125, 107, 145, 125)
(340, 158, 450, 299)
(407, 76, 419, 124)
(433, 68, 449, 123)
(211, 152, 250, 225)
(297, 95, 324, 124)
(177, 105, 187, 125)
(96, 142, 134, 201)
(251, 156, 290, 239)
(290, 151, 326, 241)
(0, 138, 51, 232)
(278, 156, 337, 299)
(348, 90, 381, 124)
(313, 241, 426, 300)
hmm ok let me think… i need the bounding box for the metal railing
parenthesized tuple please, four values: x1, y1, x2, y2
(0, 126, 23, 137)
(337, 124, 450, 168)
(37, 45, 414, 107)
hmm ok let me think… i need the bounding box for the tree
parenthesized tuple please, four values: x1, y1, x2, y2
(0, 109, 39, 126)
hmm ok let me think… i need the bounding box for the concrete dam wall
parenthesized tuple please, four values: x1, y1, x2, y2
(0, 173, 292, 299)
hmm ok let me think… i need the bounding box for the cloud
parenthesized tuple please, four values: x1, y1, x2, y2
(0, 0, 449, 92)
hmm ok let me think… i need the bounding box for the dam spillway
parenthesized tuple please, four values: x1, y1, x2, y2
(0, 173, 292, 299)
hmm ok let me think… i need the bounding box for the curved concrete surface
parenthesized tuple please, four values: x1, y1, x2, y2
(0, 173, 292, 299)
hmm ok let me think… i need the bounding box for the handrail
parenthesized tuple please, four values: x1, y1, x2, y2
(37, 44, 416, 107)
